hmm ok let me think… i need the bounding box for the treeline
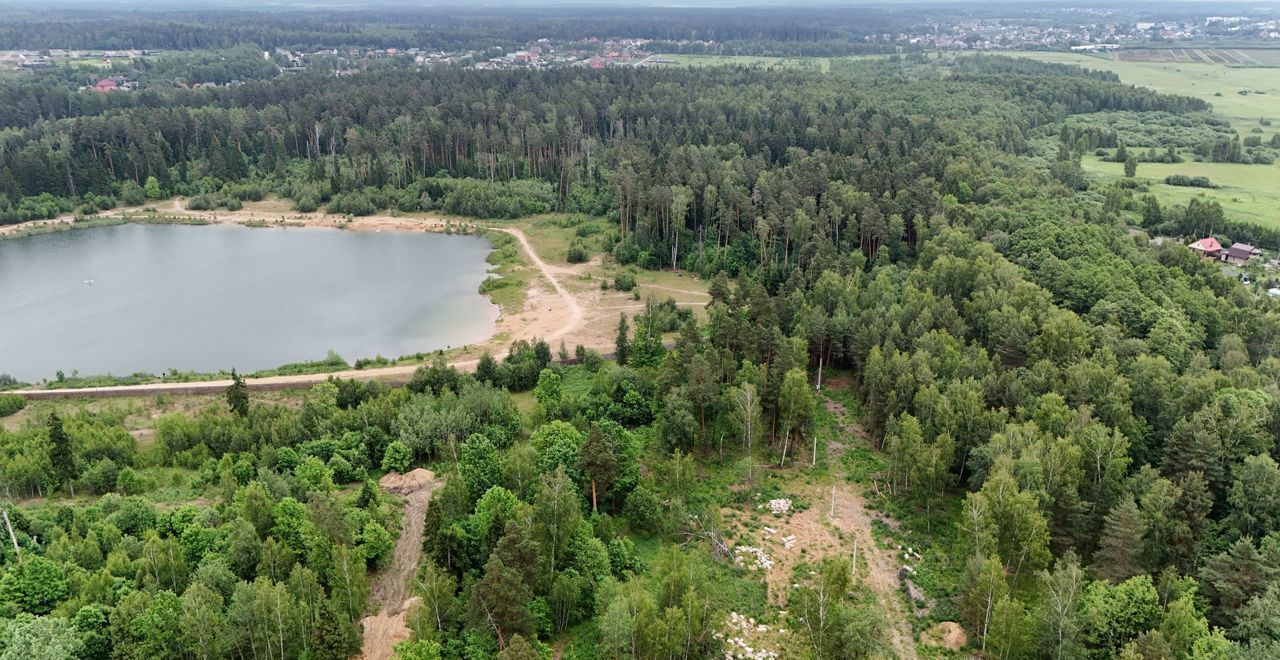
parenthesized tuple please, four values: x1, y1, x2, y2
(0, 7, 938, 55)
(0, 57, 1204, 271)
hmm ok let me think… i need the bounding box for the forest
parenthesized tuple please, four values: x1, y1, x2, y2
(4, 22, 1280, 660)
(0, 7, 922, 55)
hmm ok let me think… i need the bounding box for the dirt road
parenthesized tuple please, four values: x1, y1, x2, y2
(361, 469, 441, 660)
(824, 484, 918, 660)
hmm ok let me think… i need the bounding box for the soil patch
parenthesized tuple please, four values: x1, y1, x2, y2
(920, 621, 967, 651)
(361, 470, 441, 660)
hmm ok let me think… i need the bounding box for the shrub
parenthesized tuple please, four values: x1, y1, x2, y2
(0, 395, 24, 418)
(115, 468, 149, 495)
(328, 454, 365, 483)
(381, 440, 412, 473)
(624, 485, 663, 535)
(83, 458, 120, 495)
(613, 272, 636, 292)
(294, 193, 320, 213)
(1163, 175, 1218, 189)
(566, 240, 591, 264)
(327, 192, 377, 216)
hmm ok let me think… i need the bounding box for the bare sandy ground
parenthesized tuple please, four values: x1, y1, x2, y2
(3, 199, 658, 398)
(361, 469, 441, 660)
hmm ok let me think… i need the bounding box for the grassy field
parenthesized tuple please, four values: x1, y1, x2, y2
(1007, 51, 1280, 131)
(1011, 51, 1280, 229)
(644, 54, 834, 72)
(1083, 157, 1280, 228)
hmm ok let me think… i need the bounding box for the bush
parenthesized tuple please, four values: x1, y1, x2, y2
(613, 272, 637, 292)
(566, 241, 591, 264)
(1164, 175, 1218, 189)
(327, 192, 377, 216)
(381, 441, 412, 473)
(624, 485, 663, 535)
(83, 458, 120, 494)
(294, 193, 320, 213)
(0, 395, 24, 418)
(328, 454, 366, 483)
(115, 467, 149, 495)
(120, 181, 146, 206)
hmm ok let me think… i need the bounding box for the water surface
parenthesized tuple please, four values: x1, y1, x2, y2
(0, 223, 499, 382)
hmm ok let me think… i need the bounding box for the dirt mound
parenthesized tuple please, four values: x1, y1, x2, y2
(360, 597, 421, 660)
(379, 468, 436, 494)
(920, 622, 967, 651)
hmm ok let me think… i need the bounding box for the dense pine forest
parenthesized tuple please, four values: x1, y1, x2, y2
(5, 27, 1280, 660)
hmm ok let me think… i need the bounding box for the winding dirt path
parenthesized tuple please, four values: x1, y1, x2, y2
(490, 226, 583, 342)
(361, 469, 442, 660)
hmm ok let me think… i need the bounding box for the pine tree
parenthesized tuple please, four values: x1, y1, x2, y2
(497, 634, 540, 660)
(226, 368, 249, 417)
(615, 313, 630, 366)
(467, 554, 533, 651)
(1092, 495, 1147, 584)
(313, 596, 359, 660)
(47, 413, 75, 495)
(580, 424, 618, 513)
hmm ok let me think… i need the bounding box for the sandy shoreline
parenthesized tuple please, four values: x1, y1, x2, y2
(2, 198, 677, 397)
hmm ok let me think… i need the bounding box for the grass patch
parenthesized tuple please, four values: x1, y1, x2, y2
(649, 53, 834, 73)
(1082, 156, 1280, 228)
(1006, 51, 1280, 135)
(481, 229, 527, 314)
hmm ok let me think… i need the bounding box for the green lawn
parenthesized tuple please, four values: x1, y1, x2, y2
(1083, 156, 1280, 229)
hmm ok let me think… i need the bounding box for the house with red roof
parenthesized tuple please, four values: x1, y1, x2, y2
(1188, 237, 1222, 259)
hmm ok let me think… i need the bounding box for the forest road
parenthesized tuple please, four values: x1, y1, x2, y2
(360, 469, 442, 660)
(821, 395, 919, 660)
(824, 483, 919, 660)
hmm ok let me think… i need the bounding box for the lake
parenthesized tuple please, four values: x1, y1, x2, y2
(0, 223, 500, 383)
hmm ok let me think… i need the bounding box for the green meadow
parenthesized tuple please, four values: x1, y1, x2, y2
(1011, 51, 1280, 230)
(1007, 51, 1280, 132)
(1083, 158, 1280, 229)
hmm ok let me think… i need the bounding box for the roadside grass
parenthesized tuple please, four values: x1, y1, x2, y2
(1082, 156, 1280, 229)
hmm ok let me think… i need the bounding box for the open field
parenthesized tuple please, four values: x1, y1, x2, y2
(641, 53, 834, 72)
(1083, 157, 1280, 229)
(1012, 51, 1280, 231)
(1007, 51, 1280, 130)
(1112, 47, 1280, 66)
